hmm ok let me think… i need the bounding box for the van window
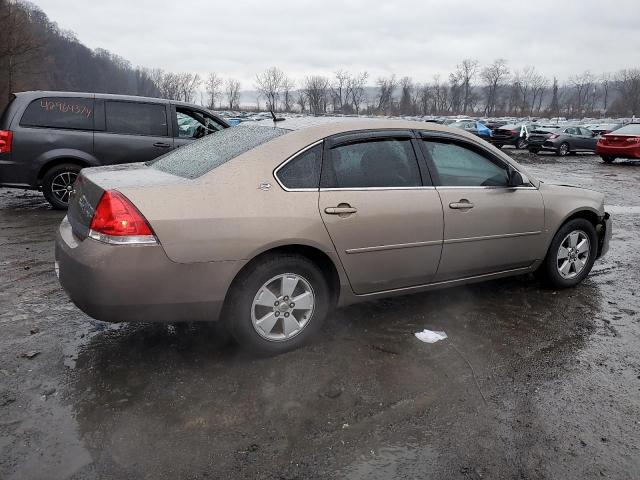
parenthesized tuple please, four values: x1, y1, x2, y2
(105, 101, 168, 136)
(20, 97, 94, 130)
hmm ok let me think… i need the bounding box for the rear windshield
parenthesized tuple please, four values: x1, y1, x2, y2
(149, 124, 288, 179)
(610, 123, 640, 135)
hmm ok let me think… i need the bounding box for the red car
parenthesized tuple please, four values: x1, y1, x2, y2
(596, 123, 640, 163)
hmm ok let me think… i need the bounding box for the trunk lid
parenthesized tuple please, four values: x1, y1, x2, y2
(601, 133, 640, 147)
(67, 162, 188, 240)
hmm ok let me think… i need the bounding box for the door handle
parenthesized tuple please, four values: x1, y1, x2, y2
(449, 200, 475, 210)
(325, 206, 357, 215)
(153, 142, 172, 148)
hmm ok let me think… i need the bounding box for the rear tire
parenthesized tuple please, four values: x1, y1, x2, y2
(528, 148, 540, 154)
(537, 218, 598, 289)
(42, 163, 82, 210)
(556, 142, 570, 157)
(516, 138, 528, 150)
(224, 254, 331, 356)
(601, 156, 615, 164)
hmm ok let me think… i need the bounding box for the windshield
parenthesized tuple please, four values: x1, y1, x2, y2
(149, 124, 288, 179)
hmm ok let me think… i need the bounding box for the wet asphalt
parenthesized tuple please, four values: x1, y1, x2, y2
(0, 151, 639, 480)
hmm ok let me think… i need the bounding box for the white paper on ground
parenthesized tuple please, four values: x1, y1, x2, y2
(414, 329, 448, 343)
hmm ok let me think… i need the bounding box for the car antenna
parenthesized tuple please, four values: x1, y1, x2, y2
(270, 110, 285, 126)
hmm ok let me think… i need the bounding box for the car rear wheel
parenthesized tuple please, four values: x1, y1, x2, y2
(42, 163, 82, 210)
(601, 156, 615, 164)
(528, 148, 540, 154)
(556, 142, 570, 156)
(224, 253, 331, 355)
(537, 218, 598, 289)
(516, 138, 528, 149)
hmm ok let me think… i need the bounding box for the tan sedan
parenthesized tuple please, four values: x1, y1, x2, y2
(55, 120, 612, 354)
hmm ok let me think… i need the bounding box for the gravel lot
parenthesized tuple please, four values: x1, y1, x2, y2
(1, 151, 639, 479)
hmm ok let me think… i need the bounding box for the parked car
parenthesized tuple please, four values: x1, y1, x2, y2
(596, 123, 640, 163)
(0, 91, 229, 208)
(528, 125, 598, 156)
(588, 123, 623, 136)
(55, 120, 611, 355)
(449, 120, 492, 139)
(490, 124, 530, 149)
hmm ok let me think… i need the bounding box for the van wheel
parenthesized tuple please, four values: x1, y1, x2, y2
(537, 218, 598, 289)
(224, 254, 330, 356)
(42, 163, 82, 209)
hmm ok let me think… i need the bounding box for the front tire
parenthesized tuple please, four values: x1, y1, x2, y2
(42, 163, 82, 209)
(516, 138, 528, 150)
(537, 219, 598, 289)
(601, 155, 615, 164)
(224, 254, 331, 355)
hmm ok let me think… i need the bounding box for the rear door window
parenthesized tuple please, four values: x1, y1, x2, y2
(105, 101, 168, 136)
(322, 138, 421, 188)
(20, 97, 94, 130)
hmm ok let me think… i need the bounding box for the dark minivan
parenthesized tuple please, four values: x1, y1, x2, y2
(0, 91, 229, 208)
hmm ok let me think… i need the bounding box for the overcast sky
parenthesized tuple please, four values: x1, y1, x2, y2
(33, 0, 640, 87)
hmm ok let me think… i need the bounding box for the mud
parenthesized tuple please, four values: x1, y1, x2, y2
(1, 153, 639, 479)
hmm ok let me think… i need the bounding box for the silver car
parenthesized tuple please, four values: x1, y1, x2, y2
(55, 120, 612, 355)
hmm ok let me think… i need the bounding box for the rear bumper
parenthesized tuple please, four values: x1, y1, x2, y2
(596, 145, 640, 158)
(55, 217, 245, 323)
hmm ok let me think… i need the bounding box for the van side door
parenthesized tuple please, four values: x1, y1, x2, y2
(93, 99, 173, 165)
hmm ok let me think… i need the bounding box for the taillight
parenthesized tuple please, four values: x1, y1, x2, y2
(89, 190, 157, 245)
(0, 130, 12, 153)
(549, 134, 559, 139)
(625, 136, 640, 143)
(511, 130, 520, 137)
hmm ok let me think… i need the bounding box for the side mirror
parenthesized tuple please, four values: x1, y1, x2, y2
(508, 169, 527, 187)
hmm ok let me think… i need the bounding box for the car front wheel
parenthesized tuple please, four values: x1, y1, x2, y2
(601, 156, 615, 164)
(42, 163, 82, 209)
(516, 138, 528, 149)
(537, 218, 598, 288)
(224, 253, 331, 355)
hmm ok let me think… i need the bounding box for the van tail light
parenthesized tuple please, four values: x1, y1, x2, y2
(89, 190, 157, 245)
(549, 134, 559, 139)
(0, 130, 13, 153)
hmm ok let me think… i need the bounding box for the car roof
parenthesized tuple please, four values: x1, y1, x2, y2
(12, 91, 212, 111)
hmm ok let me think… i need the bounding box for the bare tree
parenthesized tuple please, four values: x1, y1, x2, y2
(399, 76, 414, 115)
(331, 69, 351, 113)
(178, 73, 200, 103)
(600, 72, 612, 113)
(0, 0, 43, 101)
(612, 68, 640, 116)
(481, 59, 509, 115)
(303, 75, 329, 115)
(225, 78, 241, 110)
(205, 73, 223, 109)
(347, 71, 368, 115)
(255, 66, 285, 111)
(295, 86, 307, 113)
(568, 71, 596, 117)
(452, 59, 479, 114)
(376, 75, 397, 114)
(281, 76, 295, 112)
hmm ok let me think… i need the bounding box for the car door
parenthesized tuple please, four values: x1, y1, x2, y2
(419, 134, 545, 282)
(172, 105, 226, 149)
(578, 127, 598, 151)
(93, 99, 173, 165)
(318, 131, 444, 294)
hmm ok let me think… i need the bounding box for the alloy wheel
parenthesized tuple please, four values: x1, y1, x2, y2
(251, 273, 315, 341)
(556, 230, 590, 279)
(50, 171, 78, 204)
